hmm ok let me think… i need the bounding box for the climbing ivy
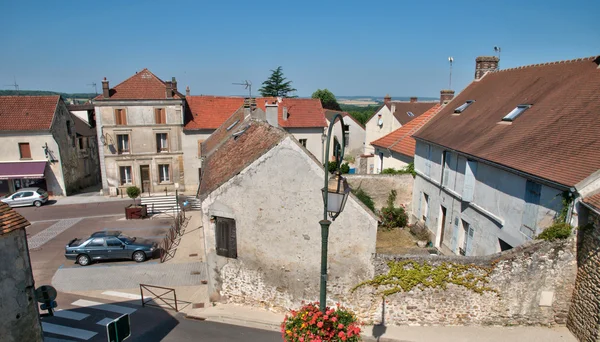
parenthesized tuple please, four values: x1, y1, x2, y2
(351, 260, 497, 297)
(557, 191, 574, 224)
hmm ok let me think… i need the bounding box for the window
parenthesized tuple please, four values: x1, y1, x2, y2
(520, 180, 542, 238)
(343, 124, 350, 147)
(215, 217, 237, 258)
(299, 139, 307, 148)
(226, 120, 240, 131)
(71, 136, 76, 148)
(424, 144, 432, 177)
(502, 104, 531, 122)
(117, 134, 130, 154)
(454, 100, 475, 113)
(19, 143, 31, 159)
(87, 238, 105, 247)
(154, 108, 166, 124)
(106, 238, 123, 247)
(156, 133, 168, 152)
(460, 221, 474, 256)
(407, 111, 415, 117)
(66, 120, 72, 135)
(158, 164, 170, 183)
(119, 166, 132, 185)
(114, 108, 127, 125)
(22, 191, 34, 197)
(78, 137, 84, 150)
(442, 151, 452, 188)
(422, 193, 429, 222)
(462, 160, 477, 202)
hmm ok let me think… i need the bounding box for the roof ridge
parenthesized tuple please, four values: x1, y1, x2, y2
(113, 68, 165, 88)
(386, 105, 442, 150)
(494, 55, 600, 73)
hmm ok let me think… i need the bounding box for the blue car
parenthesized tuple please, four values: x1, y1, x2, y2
(65, 230, 157, 266)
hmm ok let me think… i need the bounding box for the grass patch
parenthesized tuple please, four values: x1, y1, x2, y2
(376, 229, 422, 254)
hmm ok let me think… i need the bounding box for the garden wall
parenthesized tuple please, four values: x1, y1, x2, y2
(345, 174, 413, 212)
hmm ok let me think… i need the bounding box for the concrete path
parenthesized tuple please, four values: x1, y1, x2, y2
(163, 211, 205, 264)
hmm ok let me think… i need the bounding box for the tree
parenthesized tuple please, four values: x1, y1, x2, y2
(126, 186, 141, 207)
(259, 66, 297, 97)
(312, 89, 341, 111)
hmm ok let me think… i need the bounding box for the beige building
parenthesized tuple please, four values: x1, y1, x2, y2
(0, 96, 99, 196)
(93, 69, 187, 195)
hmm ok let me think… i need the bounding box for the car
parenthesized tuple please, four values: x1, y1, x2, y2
(0, 187, 49, 207)
(65, 230, 158, 266)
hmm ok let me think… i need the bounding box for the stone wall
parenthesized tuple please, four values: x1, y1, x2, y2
(0, 228, 43, 342)
(335, 238, 577, 326)
(567, 211, 600, 341)
(345, 174, 413, 211)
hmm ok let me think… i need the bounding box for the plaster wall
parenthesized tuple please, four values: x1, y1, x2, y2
(326, 117, 365, 160)
(345, 174, 413, 212)
(373, 147, 412, 173)
(182, 130, 213, 193)
(285, 127, 326, 164)
(364, 105, 399, 157)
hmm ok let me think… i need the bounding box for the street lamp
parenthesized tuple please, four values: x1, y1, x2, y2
(319, 113, 351, 313)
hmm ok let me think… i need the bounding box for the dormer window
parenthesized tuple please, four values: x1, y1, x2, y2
(502, 104, 532, 122)
(454, 100, 475, 113)
(407, 111, 415, 117)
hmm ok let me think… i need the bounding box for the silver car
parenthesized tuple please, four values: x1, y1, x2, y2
(1, 187, 49, 207)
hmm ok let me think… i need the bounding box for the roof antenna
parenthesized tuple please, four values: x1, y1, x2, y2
(494, 46, 501, 68)
(232, 80, 252, 98)
(448, 57, 454, 90)
(5, 76, 19, 94)
(87, 82, 98, 96)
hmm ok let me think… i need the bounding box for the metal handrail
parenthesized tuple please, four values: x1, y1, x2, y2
(140, 284, 178, 312)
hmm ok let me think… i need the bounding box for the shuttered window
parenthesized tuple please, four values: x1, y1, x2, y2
(155, 108, 166, 124)
(462, 160, 477, 202)
(520, 180, 542, 239)
(425, 144, 432, 177)
(114, 109, 127, 125)
(215, 217, 237, 258)
(442, 151, 452, 188)
(19, 143, 31, 159)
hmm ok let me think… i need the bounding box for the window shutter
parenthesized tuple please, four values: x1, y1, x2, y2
(451, 217, 459, 252)
(465, 226, 475, 256)
(462, 160, 477, 202)
(114, 109, 120, 125)
(442, 152, 451, 187)
(215, 218, 237, 258)
(19, 143, 31, 159)
(121, 109, 127, 125)
(197, 140, 204, 158)
(227, 219, 237, 258)
(155, 108, 160, 124)
(520, 180, 542, 238)
(161, 109, 166, 124)
(425, 144, 432, 177)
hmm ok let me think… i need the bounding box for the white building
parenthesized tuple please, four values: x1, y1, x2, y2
(324, 109, 365, 161)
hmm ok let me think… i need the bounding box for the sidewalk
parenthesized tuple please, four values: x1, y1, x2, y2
(184, 303, 577, 342)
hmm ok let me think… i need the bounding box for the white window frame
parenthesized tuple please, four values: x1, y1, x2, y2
(158, 164, 170, 183)
(156, 133, 168, 152)
(117, 134, 130, 154)
(120, 166, 132, 185)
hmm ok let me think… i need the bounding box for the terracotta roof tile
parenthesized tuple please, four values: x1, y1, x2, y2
(184, 96, 327, 130)
(371, 104, 442, 157)
(95, 69, 183, 100)
(391, 102, 438, 125)
(0, 96, 60, 131)
(584, 193, 600, 212)
(0, 202, 30, 235)
(414, 56, 600, 187)
(324, 110, 365, 128)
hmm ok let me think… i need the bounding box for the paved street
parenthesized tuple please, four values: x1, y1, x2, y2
(15, 199, 130, 222)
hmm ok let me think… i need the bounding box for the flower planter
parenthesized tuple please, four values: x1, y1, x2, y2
(125, 204, 147, 220)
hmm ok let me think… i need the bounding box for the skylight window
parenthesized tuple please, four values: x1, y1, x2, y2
(454, 100, 475, 113)
(407, 111, 415, 117)
(226, 120, 240, 131)
(502, 104, 531, 122)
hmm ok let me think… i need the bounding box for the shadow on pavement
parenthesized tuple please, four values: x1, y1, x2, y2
(372, 298, 387, 341)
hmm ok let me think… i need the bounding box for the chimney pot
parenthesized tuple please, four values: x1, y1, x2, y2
(384, 94, 391, 105)
(102, 78, 110, 98)
(165, 81, 173, 99)
(439, 89, 455, 105)
(475, 56, 499, 80)
(410, 97, 418, 103)
(172, 77, 177, 92)
(186, 86, 190, 97)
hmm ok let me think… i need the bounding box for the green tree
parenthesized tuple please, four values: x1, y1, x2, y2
(312, 88, 342, 111)
(258, 66, 297, 97)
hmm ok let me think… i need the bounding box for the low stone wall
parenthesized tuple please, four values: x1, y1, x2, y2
(336, 238, 577, 326)
(345, 174, 413, 211)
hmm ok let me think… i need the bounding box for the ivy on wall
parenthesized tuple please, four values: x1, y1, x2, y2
(352, 260, 497, 297)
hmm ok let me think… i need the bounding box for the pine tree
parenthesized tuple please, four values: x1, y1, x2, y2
(258, 66, 297, 97)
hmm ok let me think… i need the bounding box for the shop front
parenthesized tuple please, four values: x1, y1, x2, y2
(0, 161, 48, 196)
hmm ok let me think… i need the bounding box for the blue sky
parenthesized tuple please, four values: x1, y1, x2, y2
(0, 0, 598, 98)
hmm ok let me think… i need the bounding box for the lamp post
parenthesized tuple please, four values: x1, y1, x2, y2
(319, 114, 351, 313)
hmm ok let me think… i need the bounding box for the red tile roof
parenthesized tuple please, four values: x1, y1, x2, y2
(95, 68, 184, 100)
(0, 202, 30, 236)
(371, 104, 442, 157)
(583, 192, 600, 213)
(184, 96, 327, 130)
(391, 102, 438, 125)
(414, 56, 600, 187)
(0, 96, 60, 131)
(324, 110, 365, 129)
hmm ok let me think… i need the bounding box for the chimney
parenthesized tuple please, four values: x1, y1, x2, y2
(283, 107, 288, 120)
(410, 97, 418, 103)
(171, 77, 177, 93)
(243, 98, 251, 116)
(186, 86, 190, 97)
(265, 101, 278, 127)
(102, 77, 110, 98)
(165, 81, 173, 98)
(384, 94, 391, 105)
(475, 56, 499, 80)
(439, 89, 455, 105)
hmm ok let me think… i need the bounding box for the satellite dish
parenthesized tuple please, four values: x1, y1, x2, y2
(378, 118, 383, 126)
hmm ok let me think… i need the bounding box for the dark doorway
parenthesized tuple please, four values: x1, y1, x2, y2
(439, 206, 447, 247)
(140, 165, 150, 193)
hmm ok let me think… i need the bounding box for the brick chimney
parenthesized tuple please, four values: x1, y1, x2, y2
(265, 101, 278, 127)
(102, 77, 110, 98)
(440, 89, 455, 105)
(165, 81, 173, 98)
(384, 94, 391, 105)
(186, 86, 190, 97)
(475, 56, 499, 80)
(410, 97, 418, 103)
(171, 77, 178, 93)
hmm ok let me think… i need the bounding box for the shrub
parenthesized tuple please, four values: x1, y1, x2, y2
(380, 163, 416, 177)
(328, 161, 350, 174)
(379, 190, 408, 230)
(352, 187, 375, 212)
(281, 302, 362, 342)
(340, 163, 350, 174)
(126, 186, 141, 206)
(537, 222, 572, 241)
(381, 168, 398, 174)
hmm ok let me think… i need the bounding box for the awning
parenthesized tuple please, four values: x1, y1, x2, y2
(0, 161, 47, 180)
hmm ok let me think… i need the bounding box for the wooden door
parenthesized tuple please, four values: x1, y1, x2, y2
(140, 165, 150, 193)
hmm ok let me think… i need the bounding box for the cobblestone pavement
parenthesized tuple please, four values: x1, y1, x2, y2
(28, 218, 83, 249)
(52, 261, 207, 292)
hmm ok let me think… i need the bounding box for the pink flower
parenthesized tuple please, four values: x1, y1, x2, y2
(338, 323, 344, 329)
(331, 317, 338, 322)
(317, 321, 323, 328)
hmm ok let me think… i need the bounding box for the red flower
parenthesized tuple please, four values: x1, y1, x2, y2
(338, 323, 344, 329)
(317, 321, 323, 328)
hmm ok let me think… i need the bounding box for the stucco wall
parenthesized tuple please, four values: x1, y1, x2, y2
(201, 137, 378, 310)
(182, 130, 213, 194)
(412, 140, 563, 256)
(285, 127, 325, 164)
(345, 174, 413, 212)
(348, 238, 577, 326)
(0, 228, 43, 342)
(327, 117, 365, 160)
(374, 147, 412, 173)
(364, 105, 401, 158)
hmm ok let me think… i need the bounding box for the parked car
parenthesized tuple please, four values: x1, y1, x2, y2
(65, 230, 158, 266)
(0, 187, 48, 207)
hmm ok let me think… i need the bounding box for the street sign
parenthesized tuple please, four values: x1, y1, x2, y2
(35, 285, 57, 303)
(106, 313, 131, 342)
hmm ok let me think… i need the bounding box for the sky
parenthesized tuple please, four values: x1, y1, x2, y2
(0, 0, 598, 98)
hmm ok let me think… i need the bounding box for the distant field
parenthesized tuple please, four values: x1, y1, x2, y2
(338, 99, 379, 107)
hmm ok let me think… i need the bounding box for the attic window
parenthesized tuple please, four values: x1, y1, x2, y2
(407, 111, 415, 117)
(226, 120, 240, 131)
(454, 100, 475, 113)
(502, 104, 531, 122)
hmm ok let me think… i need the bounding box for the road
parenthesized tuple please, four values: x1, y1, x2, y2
(15, 199, 130, 222)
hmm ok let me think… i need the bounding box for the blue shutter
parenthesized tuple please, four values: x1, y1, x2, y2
(520, 181, 542, 239)
(417, 192, 422, 220)
(451, 216, 459, 252)
(425, 144, 432, 177)
(462, 160, 477, 202)
(443, 152, 451, 187)
(465, 226, 475, 256)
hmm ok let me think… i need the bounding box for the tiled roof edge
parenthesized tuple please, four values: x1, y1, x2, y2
(493, 55, 600, 73)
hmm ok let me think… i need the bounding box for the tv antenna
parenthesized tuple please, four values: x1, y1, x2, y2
(448, 56, 454, 89)
(494, 46, 501, 67)
(87, 82, 98, 95)
(5, 76, 19, 94)
(232, 80, 252, 98)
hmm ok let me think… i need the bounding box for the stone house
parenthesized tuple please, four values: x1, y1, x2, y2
(363, 96, 437, 173)
(93, 69, 187, 195)
(0, 96, 99, 196)
(183, 95, 328, 191)
(0, 202, 43, 342)
(198, 102, 378, 309)
(324, 109, 365, 161)
(411, 55, 600, 256)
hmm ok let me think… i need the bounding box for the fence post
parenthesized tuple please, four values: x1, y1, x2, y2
(140, 285, 145, 307)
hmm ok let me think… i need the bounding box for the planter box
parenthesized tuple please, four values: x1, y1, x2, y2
(125, 204, 147, 220)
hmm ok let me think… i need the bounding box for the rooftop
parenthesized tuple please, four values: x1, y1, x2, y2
(0, 202, 30, 236)
(94, 68, 184, 100)
(0, 95, 60, 131)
